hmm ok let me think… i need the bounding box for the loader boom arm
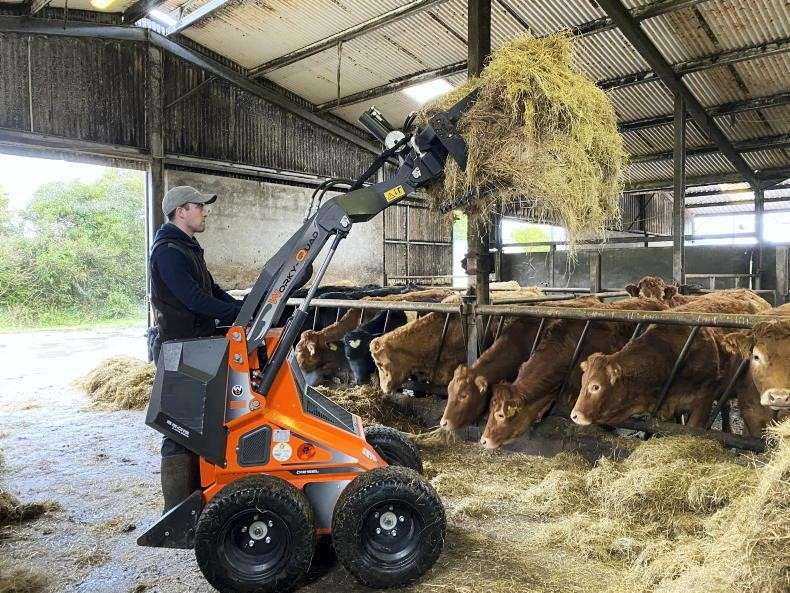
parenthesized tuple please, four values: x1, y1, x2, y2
(233, 90, 478, 393)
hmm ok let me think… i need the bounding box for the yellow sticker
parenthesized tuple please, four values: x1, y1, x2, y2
(384, 185, 406, 202)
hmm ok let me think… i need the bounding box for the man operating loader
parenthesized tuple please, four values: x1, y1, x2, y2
(148, 185, 242, 512)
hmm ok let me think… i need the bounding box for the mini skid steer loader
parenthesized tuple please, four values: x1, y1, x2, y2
(138, 89, 479, 593)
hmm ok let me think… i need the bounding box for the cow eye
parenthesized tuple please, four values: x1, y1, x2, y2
(590, 383, 601, 393)
(458, 392, 467, 400)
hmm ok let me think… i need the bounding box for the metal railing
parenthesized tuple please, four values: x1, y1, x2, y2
(288, 291, 783, 452)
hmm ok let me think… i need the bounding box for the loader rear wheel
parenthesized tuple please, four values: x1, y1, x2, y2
(364, 426, 423, 474)
(194, 475, 315, 593)
(331, 466, 445, 589)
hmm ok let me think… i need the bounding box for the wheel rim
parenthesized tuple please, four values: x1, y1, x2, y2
(361, 500, 422, 568)
(218, 508, 291, 582)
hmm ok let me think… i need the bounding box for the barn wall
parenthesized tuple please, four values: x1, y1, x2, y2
(0, 32, 372, 179)
(503, 245, 777, 295)
(165, 169, 383, 289)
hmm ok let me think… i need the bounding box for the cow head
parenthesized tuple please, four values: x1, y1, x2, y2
(479, 383, 552, 449)
(626, 276, 678, 304)
(571, 353, 637, 425)
(343, 330, 377, 385)
(369, 336, 396, 393)
(723, 321, 790, 411)
(296, 330, 324, 372)
(441, 364, 491, 430)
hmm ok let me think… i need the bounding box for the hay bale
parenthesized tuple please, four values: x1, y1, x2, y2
(0, 488, 58, 526)
(422, 33, 625, 248)
(77, 356, 155, 410)
(0, 563, 48, 593)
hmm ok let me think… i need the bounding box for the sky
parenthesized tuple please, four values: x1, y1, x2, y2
(0, 154, 110, 212)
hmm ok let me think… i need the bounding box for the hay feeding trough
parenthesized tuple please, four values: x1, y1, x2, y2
(423, 32, 626, 248)
(77, 356, 155, 411)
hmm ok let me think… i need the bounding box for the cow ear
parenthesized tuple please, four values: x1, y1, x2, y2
(474, 376, 489, 394)
(663, 285, 678, 299)
(606, 364, 622, 384)
(722, 331, 754, 359)
(580, 360, 588, 373)
(625, 284, 639, 297)
(454, 364, 468, 378)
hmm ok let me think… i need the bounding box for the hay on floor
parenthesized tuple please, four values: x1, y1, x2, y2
(421, 32, 625, 249)
(0, 489, 58, 526)
(77, 356, 155, 410)
(0, 563, 48, 593)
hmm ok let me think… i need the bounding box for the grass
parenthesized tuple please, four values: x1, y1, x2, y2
(0, 305, 145, 332)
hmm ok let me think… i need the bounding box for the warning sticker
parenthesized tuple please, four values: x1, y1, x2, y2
(272, 442, 293, 462)
(384, 185, 406, 202)
(273, 429, 290, 443)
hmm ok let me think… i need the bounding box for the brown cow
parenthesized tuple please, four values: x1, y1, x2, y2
(625, 275, 695, 307)
(723, 303, 790, 413)
(370, 297, 465, 394)
(295, 288, 453, 382)
(479, 297, 668, 449)
(441, 296, 603, 431)
(571, 289, 771, 429)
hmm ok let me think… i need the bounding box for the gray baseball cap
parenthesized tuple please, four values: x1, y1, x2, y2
(162, 186, 217, 217)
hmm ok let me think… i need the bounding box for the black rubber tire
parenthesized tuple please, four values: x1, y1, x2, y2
(331, 466, 446, 589)
(194, 475, 315, 593)
(364, 426, 423, 474)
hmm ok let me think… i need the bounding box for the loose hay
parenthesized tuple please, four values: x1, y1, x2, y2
(77, 356, 155, 410)
(422, 32, 626, 249)
(0, 489, 58, 526)
(0, 563, 48, 593)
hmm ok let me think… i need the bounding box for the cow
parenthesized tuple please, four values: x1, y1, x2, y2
(625, 275, 695, 307)
(369, 295, 466, 394)
(296, 288, 453, 385)
(479, 297, 668, 449)
(440, 296, 604, 432)
(570, 289, 771, 430)
(723, 303, 790, 414)
(343, 309, 409, 385)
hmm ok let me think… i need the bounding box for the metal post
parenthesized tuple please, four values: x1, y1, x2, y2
(430, 312, 453, 382)
(145, 44, 165, 328)
(673, 94, 686, 286)
(653, 325, 700, 415)
(557, 320, 593, 398)
(754, 186, 765, 290)
(530, 317, 546, 356)
(629, 322, 643, 342)
(589, 252, 602, 293)
(707, 358, 749, 430)
(549, 245, 556, 287)
(777, 246, 788, 305)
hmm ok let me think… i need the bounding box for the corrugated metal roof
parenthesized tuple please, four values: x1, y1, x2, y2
(10, 0, 788, 188)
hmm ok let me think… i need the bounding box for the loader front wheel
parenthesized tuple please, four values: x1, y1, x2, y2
(364, 425, 423, 474)
(331, 466, 445, 589)
(194, 475, 315, 593)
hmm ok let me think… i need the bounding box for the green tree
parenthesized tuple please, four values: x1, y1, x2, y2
(510, 224, 552, 253)
(1, 169, 146, 325)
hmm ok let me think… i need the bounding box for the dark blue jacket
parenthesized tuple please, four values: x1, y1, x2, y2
(149, 223, 241, 339)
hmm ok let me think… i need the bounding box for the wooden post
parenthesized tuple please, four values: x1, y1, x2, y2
(589, 251, 602, 293)
(777, 246, 788, 305)
(754, 186, 765, 290)
(146, 43, 165, 327)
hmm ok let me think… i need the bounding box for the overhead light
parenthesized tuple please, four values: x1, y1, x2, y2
(149, 9, 177, 27)
(90, 0, 115, 9)
(402, 79, 453, 105)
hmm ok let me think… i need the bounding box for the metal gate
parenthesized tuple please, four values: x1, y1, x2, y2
(383, 202, 453, 285)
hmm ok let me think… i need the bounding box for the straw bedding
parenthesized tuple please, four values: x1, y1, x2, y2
(421, 32, 626, 248)
(319, 383, 787, 593)
(77, 356, 155, 410)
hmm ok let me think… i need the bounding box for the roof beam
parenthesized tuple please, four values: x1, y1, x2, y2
(600, 36, 790, 90)
(123, 0, 168, 24)
(686, 194, 790, 209)
(167, 0, 229, 36)
(596, 0, 757, 187)
(314, 0, 714, 111)
(619, 91, 790, 132)
(0, 15, 380, 156)
(630, 132, 790, 164)
(625, 166, 790, 192)
(249, 0, 449, 78)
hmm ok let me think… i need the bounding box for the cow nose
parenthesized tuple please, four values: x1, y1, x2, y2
(571, 411, 590, 425)
(439, 418, 448, 428)
(763, 389, 790, 409)
(479, 437, 487, 446)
